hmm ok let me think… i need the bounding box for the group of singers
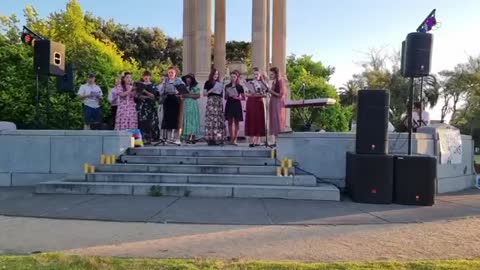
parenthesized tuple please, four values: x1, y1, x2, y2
(78, 66, 286, 147)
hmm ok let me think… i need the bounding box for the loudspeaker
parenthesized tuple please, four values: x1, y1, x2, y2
(355, 90, 390, 154)
(56, 64, 75, 92)
(34, 40, 65, 76)
(346, 152, 394, 204)
(400, 40, 406, 76)
(394, 155, 436, 206)
(403, 32, 433, 78)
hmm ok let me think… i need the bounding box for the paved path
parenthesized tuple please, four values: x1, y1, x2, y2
(1, 187, 480, 261)
(1, 187, 480, 225)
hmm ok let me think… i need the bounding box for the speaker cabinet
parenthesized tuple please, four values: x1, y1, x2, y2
(394, 155, 436, 206)
(403, 32, 433, 78)
(346, 152, 394, 204)
(355, 90, 390, 154)
(56, 64, 75, 92)
(34, 40, 65, 76)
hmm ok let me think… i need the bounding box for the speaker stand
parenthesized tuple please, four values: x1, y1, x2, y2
(35, 69, 41, 129)
(407, 77, 414, 155)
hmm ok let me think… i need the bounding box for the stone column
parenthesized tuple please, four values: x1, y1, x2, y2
(182, 0, 196, 74)
(266, 0, 271, 69)
(214, 0, 226, 78)
(272, 0, 289, 129)
(195, 0, 212, 82)
(272, 0, 286, 75)
(195, 0, 212, 136)
(251, 0, 267, 72)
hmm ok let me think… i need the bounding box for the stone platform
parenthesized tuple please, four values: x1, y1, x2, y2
(36, 145, 340, 201)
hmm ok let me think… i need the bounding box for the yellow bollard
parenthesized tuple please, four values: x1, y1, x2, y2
(111, 155, 116, 164)
(276, 167, 282, 176)
(270, 149, 277, 159)
(281, 158, 288, 168)
(100, 154, 106, 165)
(89, 165, 96, 173)
(130, 137, 135, 148)
(105, 155, 112, 165)
(287, 159, 293, 168)
(282, 167, 289, 177)
(83, 163, 89, 174)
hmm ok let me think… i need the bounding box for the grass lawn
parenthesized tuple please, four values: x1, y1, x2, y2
(1, 254, 480, 270)
(475, 155, 480, 164)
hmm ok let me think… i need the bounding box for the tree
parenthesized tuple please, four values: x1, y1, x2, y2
(338, 80, 360, 106)
(287, 55, 350, 132)
(349, 48, 440, 130)
(447, 55, 480, 133)
(0, 0, 139, 129)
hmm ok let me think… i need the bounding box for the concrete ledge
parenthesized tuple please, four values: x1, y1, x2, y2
(438, 175, 476, 194)
(132, 184, 234, 197)
(121, 156, 277, 166)
(0, 130, 130, 136)
(233, 184, 340, 201)
(97, 164, 283, 175)
(129, 147, 270, 158)
(11, 173, 66, 186)
(35, 181, 339, 200)
(86, 173, 316, 187)
(0, 173, 12, 186)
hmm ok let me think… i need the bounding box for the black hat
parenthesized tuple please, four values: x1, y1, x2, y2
(182, 73, 198, 87)
(88, 72, 96, 78)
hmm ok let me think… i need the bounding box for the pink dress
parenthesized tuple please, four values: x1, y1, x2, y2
(115, 85, 138, 130)
(269, 79, 286, 135)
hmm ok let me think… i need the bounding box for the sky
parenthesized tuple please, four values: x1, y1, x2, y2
(2, 0, 480, 120)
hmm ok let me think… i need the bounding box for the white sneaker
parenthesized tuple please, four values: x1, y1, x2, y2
(174, 140, 181, 146)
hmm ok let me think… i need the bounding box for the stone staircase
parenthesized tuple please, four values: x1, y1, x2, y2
(36, 146, 340, 201)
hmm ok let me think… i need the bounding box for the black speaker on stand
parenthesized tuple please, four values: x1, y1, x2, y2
(56, 64, 75, 93)
(34, 40, 66, 76)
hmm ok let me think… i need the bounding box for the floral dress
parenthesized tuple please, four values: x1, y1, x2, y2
(204, 80, 226, 143)
(136, 83, 160, 141)
(115, 85, 138, 130)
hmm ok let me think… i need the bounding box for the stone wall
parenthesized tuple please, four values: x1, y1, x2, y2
(277, 132, 475, 194)
(0, 130, 131, 186)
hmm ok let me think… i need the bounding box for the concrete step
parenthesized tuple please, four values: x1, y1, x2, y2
(35, 181, 340, 201)
(84, 172, 316, 186)
(97, 164, 293, 175)
(128, 146, 271, 158)
(120, 155, 276, 166)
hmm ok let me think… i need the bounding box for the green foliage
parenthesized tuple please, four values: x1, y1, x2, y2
(287, 55, 350, 132)
(350, 48, 440, 130)
(148, 186, 163, 197)
(440, 58, 480, 133)
(0, 0, 140, 129)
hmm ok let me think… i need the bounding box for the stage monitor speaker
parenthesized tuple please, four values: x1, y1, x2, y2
(403, 32, 433, 78)
(56, 64, 75, 92)
(394, 155, 436, 206)
(346, 152, 394, 204)
(34, 40, 65, 76)
(355, 89, 390, 154)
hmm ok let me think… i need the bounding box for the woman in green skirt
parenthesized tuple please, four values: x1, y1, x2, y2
(181, 73, 201, 144)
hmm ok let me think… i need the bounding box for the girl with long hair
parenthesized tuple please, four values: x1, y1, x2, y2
(115, 72, 138, 130)
(203, 68, 225, 145)
(245, 67, 268, 147)
(268, 67, 286, 146)
(224, 70, 245, 145)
